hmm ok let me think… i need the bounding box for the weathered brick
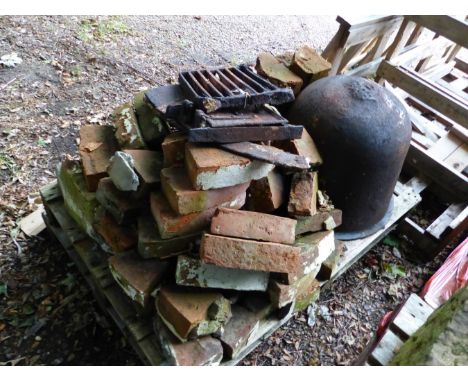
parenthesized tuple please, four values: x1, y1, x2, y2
(79, 124, 117, 192)
(113, 102, 147, 149)
(161, 132, 187, 167)
(109, 254, 169, 307)
(295, 209, 342, 235)
(93, 209, 137, 254)
(211, 208, 296, 245)
(124, 149, 163, 188)
(299, 230, 335, 264)
(246, 170, 285, 213)
(219, 305, 262, 359)
(133, 91, 168, 148)
(268, 272, 320, 311)
(156, 286, 231, 342)
(272, 129, 322, 167)
(317, 240, 345, 281)
(137, 214, 198, 259)
(290, 46, 331, 83)
(96, 177, 143, 224)
(56, 160, 99, 239)
(276, 51, 294, 67)
(200, 233, 301, 273)
(256, 52, 303, 95)
(161, 166, 250, 215)
(175, 255, 269, 291)
(288, 171, 318, 216)
(154, 317, 224, 366)
(107, 151, 140, 192)
(150, 192, 245, 239)
(185, 143, 274, 191)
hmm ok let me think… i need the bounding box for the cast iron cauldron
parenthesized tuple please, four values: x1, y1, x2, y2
(289, 75, 411, 240)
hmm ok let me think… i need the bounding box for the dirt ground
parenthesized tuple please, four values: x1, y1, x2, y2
(0, 15, 463, 366)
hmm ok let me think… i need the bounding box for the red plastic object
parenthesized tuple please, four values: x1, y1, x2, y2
(420, 236, 468, 309)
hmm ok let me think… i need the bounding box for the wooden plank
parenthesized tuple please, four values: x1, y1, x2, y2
(377, 61, 468, 128)
(346, 57, 383, 77)
(390, 294, 434, 340)
(427, 203, 467, 240)
(328, 184, 421, 282)
(426, 133, 464, 161)
(346, 17, 403, 46)
(391, 36, 452, 68)
(384, 18, 413, 61)
(406, 141, 468, 200)
(406, 16, 468, 50)
(370, 329, 404, 365)
(336, 15, 402, 31)
(445, 142, 468, 173)
(455, 57, 468, 74)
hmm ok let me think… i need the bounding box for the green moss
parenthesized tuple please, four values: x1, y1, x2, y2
(391, 286, 468, 365)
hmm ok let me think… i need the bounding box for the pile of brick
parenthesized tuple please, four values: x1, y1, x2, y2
(53, 45, 344, 365)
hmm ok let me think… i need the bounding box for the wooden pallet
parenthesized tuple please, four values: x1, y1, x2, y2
(359, 293, 434, 365)
(41, 174, 421, 366)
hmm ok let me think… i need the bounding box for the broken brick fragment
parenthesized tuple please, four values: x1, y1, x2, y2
(290, 46, 331, 83)
(109, 253, 169, 307)
(185, 143, 274, 191)
(210, 208, 296, 245)
(200, 233, 301, 273)
(161, 166, 250, 215)
(107, 151, 140, 192)
(288, 171, 318, 216)
(137, 214, 197, 259)
(247, 170, 285, 213)
(156, 285, 231, 342)
(113, 102, 147, 149)
(175, 255, 269, 291)
(150, 192, 245, 239)
(273, 129, 322, 167)
(154, 318, 224, 366)
(256, 52, 303, 95)
(79, 124, 117, 192)
(295, 209, 342, 235)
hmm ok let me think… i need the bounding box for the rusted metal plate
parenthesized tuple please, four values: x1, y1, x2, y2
(187, 124, 303, 143)
(145, 85, 187, 115)
(193, 107, 287, 128)
(220, 142, 309, 171)
(179, 65, 295, 112)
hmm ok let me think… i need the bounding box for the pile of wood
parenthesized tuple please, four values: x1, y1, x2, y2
(46, 50, 346, 365)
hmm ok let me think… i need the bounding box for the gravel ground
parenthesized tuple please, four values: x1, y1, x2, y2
(0, 15, 461, 366)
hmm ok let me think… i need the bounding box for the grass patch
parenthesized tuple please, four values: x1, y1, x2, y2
(78, 16, 130, 42)
(0, 150, 17, 175)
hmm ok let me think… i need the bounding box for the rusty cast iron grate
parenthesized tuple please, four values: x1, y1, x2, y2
(179, 64, 295, 112)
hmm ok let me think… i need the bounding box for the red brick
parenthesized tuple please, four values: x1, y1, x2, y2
(273, 129, 322, 166)
(185, 143, 274, 190)
(247, 170, 285, 213)
(156, 286, 231, 341)
(150, 192, 245, 239)
(288, 171, 318, 216)
(161, 132, 187, 167)
(161, 166, 250, 215)
(79, 124, 117, 191)
(200, 233, 301, 273)
(268, 272, 320, 310)
(211, 207, 296, 244)
(108, 254, 169, 307)
(154, 318, 224, 366)
(93, 209, 137, 254)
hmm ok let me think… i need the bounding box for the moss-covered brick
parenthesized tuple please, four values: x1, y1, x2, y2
(133, 91, 168, 148)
